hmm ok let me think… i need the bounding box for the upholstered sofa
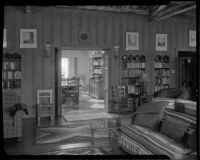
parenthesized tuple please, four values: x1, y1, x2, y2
(117, 101, 196, 160)
(3, 93, 28, 139)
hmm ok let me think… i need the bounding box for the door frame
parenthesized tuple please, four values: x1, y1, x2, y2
(54, 47, 111, 116)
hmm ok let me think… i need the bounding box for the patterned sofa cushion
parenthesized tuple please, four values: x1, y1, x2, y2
(160, 115, 190, 142)
(118, 125, 192, 160)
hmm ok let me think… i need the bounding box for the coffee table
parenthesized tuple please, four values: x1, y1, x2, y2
(89, 118, 118, 154)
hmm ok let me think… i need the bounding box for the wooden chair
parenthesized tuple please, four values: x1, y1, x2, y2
(37, 89, 54, 126)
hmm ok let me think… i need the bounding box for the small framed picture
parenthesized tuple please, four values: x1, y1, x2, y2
(3, 28, 7, 48)
(126, 32, 139, 50)
(156, 34, 167, 51)
(20, 29, 37, 48)
(189, 30, 196, 47)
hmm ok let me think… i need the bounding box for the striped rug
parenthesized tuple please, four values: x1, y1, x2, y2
(35, 147, 111, 155)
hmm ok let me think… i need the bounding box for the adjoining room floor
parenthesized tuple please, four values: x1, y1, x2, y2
(62, 89, 105, 114)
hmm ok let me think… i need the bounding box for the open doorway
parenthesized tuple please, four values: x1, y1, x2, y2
(58, 49, 109, 115)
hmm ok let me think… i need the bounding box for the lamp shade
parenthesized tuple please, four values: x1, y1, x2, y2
(139, 73, 149, 83)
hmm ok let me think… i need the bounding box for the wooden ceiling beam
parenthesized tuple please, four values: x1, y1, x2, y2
(155, 4, 196, 20)
(57, 5, 149, 15)
(152, 1, 195, 17)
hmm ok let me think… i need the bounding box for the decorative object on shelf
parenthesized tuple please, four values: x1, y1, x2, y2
(79, 32, 90, 43)
(156, 34, 167, 51)
(126, 32, 139, 50)
(122, 55, 127, 60)
(113, 46, 119, 59)
(189, 30, 196, 47)
(44, 42, 52, 57)
(3, 28, 7, 48)
(163, 55, 169, 63)
(20, 28, 37, 48)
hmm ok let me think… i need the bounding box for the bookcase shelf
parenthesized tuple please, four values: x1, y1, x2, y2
(2, 53, 21, 89)
(154, 55, 170, 92)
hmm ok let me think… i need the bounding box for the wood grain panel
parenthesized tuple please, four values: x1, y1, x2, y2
(53, 9, 62, 46)
(89, 12, 97, 46)
(97, 13, 105, 46)
(43, 9, 53, 89)
(62, 10, 71, 46)
(71, 12, 80, 46)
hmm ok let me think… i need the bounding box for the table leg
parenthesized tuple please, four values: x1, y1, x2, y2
(91, 128, 94, 153)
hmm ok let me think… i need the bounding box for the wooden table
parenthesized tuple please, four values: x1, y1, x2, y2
(89, 118, 117, 154)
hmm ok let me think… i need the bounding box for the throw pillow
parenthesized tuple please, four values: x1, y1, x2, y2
(133, 113, 160, 130)
(160, 115, 190, 142)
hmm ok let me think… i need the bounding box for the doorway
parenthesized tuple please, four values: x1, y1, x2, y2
(177, 51, 196, 101)
(56, 48, 110, 116)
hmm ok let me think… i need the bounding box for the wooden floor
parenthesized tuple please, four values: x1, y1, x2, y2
(3, 116, 127, 155)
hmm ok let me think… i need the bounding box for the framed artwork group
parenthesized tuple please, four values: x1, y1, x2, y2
(125, 30, 196, 51)
(3, 28, 196, 50)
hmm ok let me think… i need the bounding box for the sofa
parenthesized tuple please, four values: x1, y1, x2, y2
(3, 93, 28, 139)
(117, 101, 196, 160)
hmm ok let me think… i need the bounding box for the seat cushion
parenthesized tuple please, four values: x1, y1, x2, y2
(118, 125, 192, 159)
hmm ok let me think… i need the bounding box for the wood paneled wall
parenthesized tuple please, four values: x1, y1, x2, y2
(3, 6, 196, 116)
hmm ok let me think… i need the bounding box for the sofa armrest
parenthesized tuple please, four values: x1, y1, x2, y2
(117, 113, 136, 126)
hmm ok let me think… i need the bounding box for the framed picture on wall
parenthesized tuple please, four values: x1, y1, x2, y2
(156, 34, 167, 51)
(126, 32, 139, 50)
(189, 30, 196, 47)
(3, 28, 7, 48)
(20, 29, 37, 48)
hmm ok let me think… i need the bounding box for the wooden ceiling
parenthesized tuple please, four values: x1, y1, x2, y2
(57, 1, 196, 20)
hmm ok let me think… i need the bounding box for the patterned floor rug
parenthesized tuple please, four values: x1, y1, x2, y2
(35, 147, 111, 155)
(35, 122, 110, 145)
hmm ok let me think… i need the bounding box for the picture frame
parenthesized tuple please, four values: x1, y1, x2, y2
(156, 34, 167, 51)
(20, 29, 37, 48)
(126, 32, 139, 50)
(189, 30, 196, 47)
(3, 28, 7, 48)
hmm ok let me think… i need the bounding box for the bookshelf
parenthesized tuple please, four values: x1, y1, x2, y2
(154, 55, 170, 92)
(2, 53, 21, 89)
(89, 51, 104, 99)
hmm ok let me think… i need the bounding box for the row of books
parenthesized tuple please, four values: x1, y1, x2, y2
(154, 70, 170, 77)
(93, 60, 103, 66)
(127, 85, 140, 95)
(2, 71, 21, 80)
(155, 77, 170, 85)
(123, 70, 143, 77)
(123, 62, 145, 69)
(154, 62, 170, 68)
(2, 80, 21, 89)
(3, 62, 21, 70)
(155, 85, 169, 92)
